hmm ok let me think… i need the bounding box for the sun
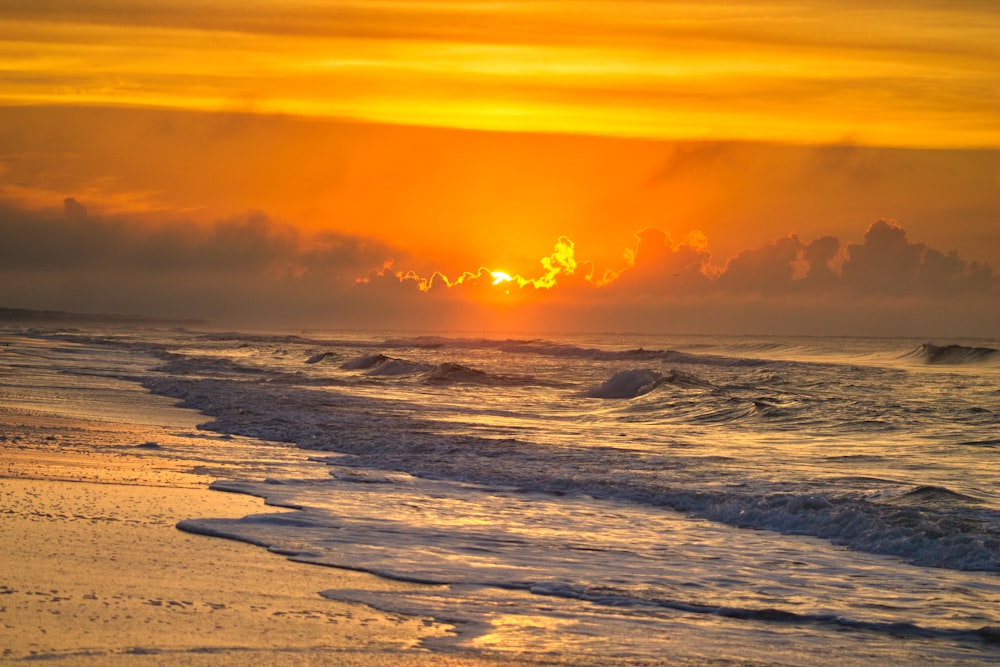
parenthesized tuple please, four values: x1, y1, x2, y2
(491, 271, 513, 286)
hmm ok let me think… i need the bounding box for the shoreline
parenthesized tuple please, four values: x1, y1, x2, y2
(0, 415, 470, 665)
(15, 328, 994, 666)
(0, 436, 701, 667)
(0, 332, 566, 666)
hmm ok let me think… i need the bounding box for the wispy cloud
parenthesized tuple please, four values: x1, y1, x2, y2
(2, 1, 996, 146)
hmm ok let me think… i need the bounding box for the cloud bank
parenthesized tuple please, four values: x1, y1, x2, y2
(1, 199, 996, 336)
(0, 201, 395, 323)
(365, 219, 996, 300)
(1, 199, 390, 274)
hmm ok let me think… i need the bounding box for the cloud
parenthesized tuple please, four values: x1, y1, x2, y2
(0, 203, 389, 276)
(63, 197, 87, 224)
(355, 235, 594, 297)
(1, 198, 995, 335)
(841, 220, 995, 296)
(0, 201, 401, 322)
(600, 228, 714, 293)
(360, 218, 996, 309)
(644, 220, 995, 299)
(717, 234, 841, 294)
(3, 2, 996, 147)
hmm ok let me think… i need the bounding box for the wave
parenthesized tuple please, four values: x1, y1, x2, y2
(701, 485, 1000, 571)
(305, 352, 336, 364)
(422, 362, 498, 385)
(908, 343, 999, 365)
(368, 358, 434, 376)
(153, 354, 273, 377)
(339, 352, 553, 386)
(176, 507, 999, 645)
(681, 341, 795, 354)
(585, 369, 662, 399)
(340, 353, 392, 370)
(420, 362, 548, 387)
(143, 372, 1000, 572)
(175, 474, 1000, 654)
(585, 368, 709, 399)
(195, 332, 321, 345)
(959, 437, 1000, 447)
(527, 583, 1000, 643)
(382, 336, 770, 368)
(882, 485, 983, 507)
(340, 353, 441, 377)
(685, 490, 1000, 572)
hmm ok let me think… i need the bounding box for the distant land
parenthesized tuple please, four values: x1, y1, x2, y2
(0, 307, 206, 326)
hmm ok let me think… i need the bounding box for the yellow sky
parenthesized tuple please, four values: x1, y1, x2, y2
(2, 0, 998, 147)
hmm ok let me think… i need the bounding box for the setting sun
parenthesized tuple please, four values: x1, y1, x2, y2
(491, 271, 513, 286)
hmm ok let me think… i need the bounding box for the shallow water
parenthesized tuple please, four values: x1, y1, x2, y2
(4, 325, 999, 664)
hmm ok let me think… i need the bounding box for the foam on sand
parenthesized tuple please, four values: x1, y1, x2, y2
(0, 335, 460, 665)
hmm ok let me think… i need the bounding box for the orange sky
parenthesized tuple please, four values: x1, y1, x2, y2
(0, 1, 997, 334)
(3, 1, 998, 146)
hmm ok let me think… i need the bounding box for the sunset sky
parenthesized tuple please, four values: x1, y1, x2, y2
(1, 1, 998, 335)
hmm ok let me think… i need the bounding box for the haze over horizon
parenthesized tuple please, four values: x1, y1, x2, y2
(1, 1, 997, 337)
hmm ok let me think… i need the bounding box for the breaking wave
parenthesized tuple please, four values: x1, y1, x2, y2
(143, 372, 1000, 572)
(338, 352, 555, 386)
(908, 343, 999, 365)
(340, 353, 392, 370)
(153, 354, 273, 378)
(585, 368, 709, 398)
(99, 326, 998, 576)
(382, 336, 769, 367)
(177, 508, 999, 645)
(421, 362, 502, 385)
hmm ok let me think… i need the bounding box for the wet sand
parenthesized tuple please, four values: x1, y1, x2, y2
(0, 426, 469, 665)
(0, 331, 706, 667)
(0, 337, 569, 666)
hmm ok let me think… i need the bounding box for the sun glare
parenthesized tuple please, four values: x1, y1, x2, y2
(491, 271, 513, 286)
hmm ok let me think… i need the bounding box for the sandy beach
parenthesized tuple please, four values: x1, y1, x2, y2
(0, 333, 579, 667)
(0, 409, 468, 665)
(7, 329, 996, 667)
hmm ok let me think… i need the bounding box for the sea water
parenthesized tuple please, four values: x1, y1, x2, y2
(5, 326, 999, 664)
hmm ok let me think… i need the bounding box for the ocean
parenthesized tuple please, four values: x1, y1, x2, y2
(4, 324, 999, 665)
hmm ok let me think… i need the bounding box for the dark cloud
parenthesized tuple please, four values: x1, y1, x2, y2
(1, 201, 995, 334)
(63, 197, 87, 224)
(703, 221, 995, 298)
(0, 202, 401, 324)
(841, 220, 995, 296)
(718, 235, 805, 293)
(800, 235, 840, 287)
(716, 234, 842, 293)
(0, 204, 389, 276)
(841, 220, 922, 295)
